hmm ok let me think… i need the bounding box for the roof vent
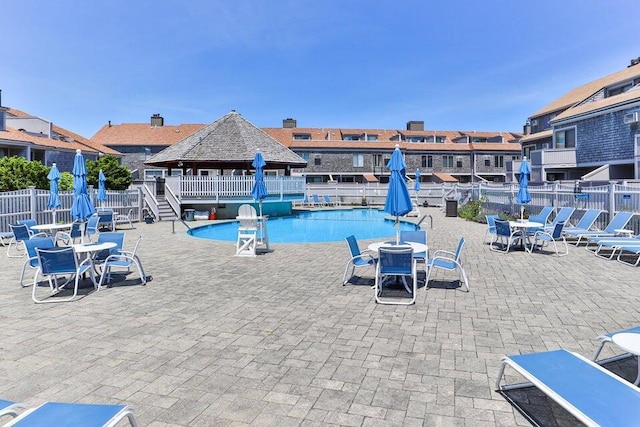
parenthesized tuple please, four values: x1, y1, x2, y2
(283, 118, 297, 128)
(151, 113, 164, 127)
(630, 57, 640, 67)
(406, 121, 424, 131)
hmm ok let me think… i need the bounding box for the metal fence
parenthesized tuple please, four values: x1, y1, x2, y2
(0, 186, 143, 232)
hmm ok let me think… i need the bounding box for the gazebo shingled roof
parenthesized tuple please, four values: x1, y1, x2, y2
(144, 111, 307, 172)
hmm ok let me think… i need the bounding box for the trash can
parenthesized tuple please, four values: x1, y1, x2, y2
(184, 209, 195, 221)
(445, 197, 458, 217)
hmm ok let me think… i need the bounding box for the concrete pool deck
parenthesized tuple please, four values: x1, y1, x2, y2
(0, 206, 638, 426)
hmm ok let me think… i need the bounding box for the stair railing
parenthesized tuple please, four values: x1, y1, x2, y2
(165, 185, 181, 219)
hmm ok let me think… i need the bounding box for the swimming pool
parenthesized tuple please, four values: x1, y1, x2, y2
(188, 209, 418, 243)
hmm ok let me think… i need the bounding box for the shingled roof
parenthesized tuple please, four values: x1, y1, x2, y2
(144, 111, 307, 171)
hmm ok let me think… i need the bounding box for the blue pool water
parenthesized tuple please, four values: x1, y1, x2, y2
(188, 209, 418, 243)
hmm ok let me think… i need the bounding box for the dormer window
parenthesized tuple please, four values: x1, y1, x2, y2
(293, 133, 311, 140)
(343, 134, 360, 141)
(366, 134, 378, 141)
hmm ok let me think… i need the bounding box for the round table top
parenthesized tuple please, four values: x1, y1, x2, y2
(32, 223, 72, 231)
(611, 333, 640, 355)
(508, 221, 543, 229)
(73, 241, 117, 254)
(367, 241, 428, 254)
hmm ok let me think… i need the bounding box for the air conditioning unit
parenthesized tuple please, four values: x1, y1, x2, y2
(530, 119, 538, 126)
(623, 112, 639, 124)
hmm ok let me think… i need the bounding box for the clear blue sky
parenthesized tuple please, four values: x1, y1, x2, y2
(2, 0, 639, 138)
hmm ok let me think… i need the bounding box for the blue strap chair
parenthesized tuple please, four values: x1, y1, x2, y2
(374, 245, 417, 305)
(55, 220, 86, 246)
(343, 235, 376, 285)
(32, 246, 95, 303)
(490, 220, 520, 253)
(20, 236, 56, 288)
(6, 224, 47, 258)
(85, 214, 100, 242)
(17, 218, 38, 234)
(545, 207, 575, 232)
(97, 235, 147, 290)
(484, 214, 500, 244)
(425, 237, 469, 292)
(0, 398, 26, 420)
(6, 401, 138, 426)
(400, 230, 427, 275)
(97, 209, 115, 231)
(530, 221, 568, 256)
(564, 211, 635, 245)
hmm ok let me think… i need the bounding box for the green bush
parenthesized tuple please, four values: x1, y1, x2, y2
(458, 198, 483, 221)
(86, 155, 131, 190)
(0, 156, 49, 191)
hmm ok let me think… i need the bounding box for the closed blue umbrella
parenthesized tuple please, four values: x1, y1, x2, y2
(516, 156, 532, 220)
(384, 145, 413, 244)
(71, 150, 96, 233)
(97, 169, 107, 207)
(414, 169, 421, 204)
(250, 151, 268, 217)
(47, 163, 62, 224)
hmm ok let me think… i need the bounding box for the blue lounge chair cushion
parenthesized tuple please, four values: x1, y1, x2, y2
(499, 349, 640, 426)
(9, 402, 135, 427)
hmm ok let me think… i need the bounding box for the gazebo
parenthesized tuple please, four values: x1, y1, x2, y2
(144, 110, 307, 175)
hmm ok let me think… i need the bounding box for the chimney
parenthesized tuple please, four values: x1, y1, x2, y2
(283, 118, 297, 128)
(406, 120, 424, 132)
(630, 57, 640, 67)
(523, 123, 531, 135)
(151, 113, 164, 127)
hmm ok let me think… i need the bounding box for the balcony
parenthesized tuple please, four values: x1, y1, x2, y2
(530, 148, 577, 168)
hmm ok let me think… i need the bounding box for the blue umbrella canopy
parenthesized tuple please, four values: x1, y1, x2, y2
(516, 157, 532, 219)
(414, 169, 421, 200)
(384, 146, 413, 243)
(47, 163, 62, 223)
(250, 151, 268, 203)
(97, 169, 107, 205)
(71, 149, 96, 221)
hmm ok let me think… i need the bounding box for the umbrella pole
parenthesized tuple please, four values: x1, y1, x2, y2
(52, 210, 56, 225)
(520, 205, 524, 221)
(396, 217, 400, 245)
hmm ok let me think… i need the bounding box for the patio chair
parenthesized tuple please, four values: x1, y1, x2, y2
(496, 348, 640, 427)
(343, 235, 377, 285)
(530, 221, 568, 256)
(17, 219, 38, 234)
(4, 401, 138, 426)
(6, 224, 47, 258)
(19, 236, 56, 287)
(55, 220, 86, 246)
(312, 194, 325, 207)
(97, 209, 115, 231)
(323, 195, 340, 206)
(561, 208, 602, 236)
(425, 237, 469, 292)
(490, 220, 520, 253)
(97, 235, 147, 290)
(114, 208, 134, 229)
(400, 230, 427, 271)
(374, 245, 417, 305)
(32, 246, 95, 303)
(564, 211, 635, 245)
(0, 399, 25, 421)
(484, 214, 500, 244)
(92, 232, 126, 265)
(236, 204, 258, 257)
(85, 214, 100, 243)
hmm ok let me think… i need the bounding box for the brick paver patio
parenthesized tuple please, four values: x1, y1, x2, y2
(1, 207, 638, 426)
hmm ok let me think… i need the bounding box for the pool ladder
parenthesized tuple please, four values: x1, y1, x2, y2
(417, 214, 434, 229)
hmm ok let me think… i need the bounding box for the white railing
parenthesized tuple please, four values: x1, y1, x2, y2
(174, 176, 306, 200)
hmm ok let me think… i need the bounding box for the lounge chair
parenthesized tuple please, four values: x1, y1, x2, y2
(496, 348, 640, 427)
(592, 324, 640, 365)
(545, 206, 575, 232)
(0, 231, 13, 247)
(616, 244, 640, 267)
(484, 214, 500, 244)
(584, 234, 640, 259)
(5, 401, 138, 426)
(114, 209, 134, 229)
(564, 211, 635, 245)
(323, 195, 340, 206)
(425, 237, 469, 292)
(490, 220, 520, 253)
(343, 235, 376, 285)
(561, 208, 602, 236)
(530, 221, 568, 256)
(527, 206, 554, 227)
(311, 194, 325, 207)
(0, 399, 25, 420)
(32, 246, 95, 303)
(374, 245, 417, 305)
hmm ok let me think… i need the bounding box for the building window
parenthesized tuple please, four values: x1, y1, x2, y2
(144, 169, 164, 179)
(554, 127, 576, 149)
(421, 155, 427, 168)
(373, 154, 383, 167)
(484, 157, 491, 167)
(343, 134, 360, 141)
(443, 155, 454, 168)
(314, 158, 321, 166)
(366, 134, 378, 141)
(293, 133, 311, 140)
(427, 155, 433, 168)
(409, 136, 426, 143)
(456, 157, 463, 168)
(301, 153, 310, 162)
(494, 155, 504, 168)
(353, 154, 364, 168)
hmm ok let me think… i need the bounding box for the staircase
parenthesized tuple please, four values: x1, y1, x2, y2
(156, 196, 179, 221)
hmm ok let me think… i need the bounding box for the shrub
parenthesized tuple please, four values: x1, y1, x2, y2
(458, 198, 483, 221)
